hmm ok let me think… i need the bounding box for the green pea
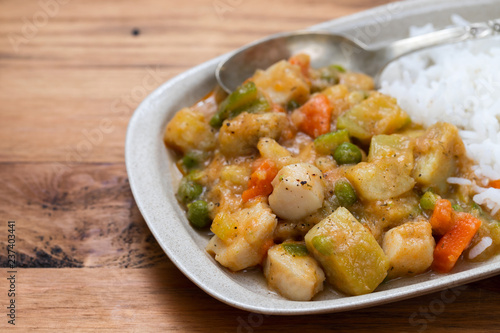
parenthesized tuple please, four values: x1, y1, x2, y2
(452, 204, 464, 212)
(335, 180, 357, 207)
(187, 200, 211, 229)
(311, 235, 334, 256)
(420, 191, 440, 210)
(176, 178, 202, 204)
(333, 142, 362, 165)
(282, 243, 309, 257)
(181, 150, 204, 172)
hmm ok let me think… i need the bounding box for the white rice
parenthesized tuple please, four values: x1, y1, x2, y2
(380, 15, 500, 215)
(468, 236, 493, 259)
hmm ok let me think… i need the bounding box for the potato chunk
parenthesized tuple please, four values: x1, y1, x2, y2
(269, 163, 325, 220)
(218, 112, 287, 156)
(337, 92, 410, 143)
(164, 107, 216, 153)
(252, 60, 310, 105)
(412, 122, 466, 194)
(264, 242, 325, 301)
(382, 220, 435, 279)
(345, 157, 416, 201)
(364, 192, 420, 230)
(305, 207, 389, 296)
(368, 134, 414, 173)
(339, 72, 375, 91)
(206, 202, 277, 271)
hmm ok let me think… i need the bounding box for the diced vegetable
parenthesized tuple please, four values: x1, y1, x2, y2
(220, 165, 251, 187)
(321, 84, 350, 118)
(164, 107, 216, 153)
(489, 179, 500, 189)
(363, 193, 421, 232)
(432, 212, 482, 273)
(310, 64, 346, 91)
(218, 112, 287, 156)
(333, 142, 362, 165)
(269, 163, 325, 220)
(331, 64, 345, 73)
(382, 220, 435, 279)
(210, 82, 263, 128)
(334, 179, 357, 207)
(311, 235, 335, 256)
(257, 138, 296, 169)
(264, 242, 325, 301)
(339, 72, 374, 91)
(282, 243, 309, 257)
(429, 199, 453, 236)
(345, 158, 415, 201)
(420, 191, 441, 210)
(304, 207, 389, 296)
(314, 129, 350, 155)
(368, 134, 414, 173)
(337, 92, 410, 143)
(187, 200, 211, 228)
(289, 53, 310, 79)
(241, 159, 279, 202)
(291, 94, 333, 138)
(206, 202, 277, 271)
(252, 60, 310, 106)
(210, 211, 237, 242)
(412, 122, 466, 194)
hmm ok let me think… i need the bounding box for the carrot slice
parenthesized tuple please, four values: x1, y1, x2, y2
(432, 212, 482, 273)
(489, 179, 500, 189)
(241, 159, 279, 202)
(429, 199, 454, 235)
(294, 94, 333, 138)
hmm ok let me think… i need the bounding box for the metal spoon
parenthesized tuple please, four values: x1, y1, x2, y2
(216, 20, 500, 93)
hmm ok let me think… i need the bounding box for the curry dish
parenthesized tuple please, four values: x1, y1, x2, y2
(164, 54, 500, 301)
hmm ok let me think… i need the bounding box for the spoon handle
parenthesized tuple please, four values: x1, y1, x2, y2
(379, 19, 500, 61)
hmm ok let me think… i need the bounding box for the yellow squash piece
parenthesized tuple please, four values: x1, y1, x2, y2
(304, 207, 389, 296)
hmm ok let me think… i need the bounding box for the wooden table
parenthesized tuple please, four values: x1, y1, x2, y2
(1, 0, 499, 331)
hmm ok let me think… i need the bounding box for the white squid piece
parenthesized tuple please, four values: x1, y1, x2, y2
(263, 242, 325, 301)
(269, 163, 325, 220)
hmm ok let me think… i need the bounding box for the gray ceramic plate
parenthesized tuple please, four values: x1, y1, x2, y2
(125, 0, 500, 315)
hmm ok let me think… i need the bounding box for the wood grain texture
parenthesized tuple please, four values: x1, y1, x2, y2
(0, 162, 167, 268)
(1, 268, 498, 332)
(1, 0, 499, 331)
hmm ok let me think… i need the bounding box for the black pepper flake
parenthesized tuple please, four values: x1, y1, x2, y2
(131, 28, 140, 36)
(300, 181, 307, 185)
